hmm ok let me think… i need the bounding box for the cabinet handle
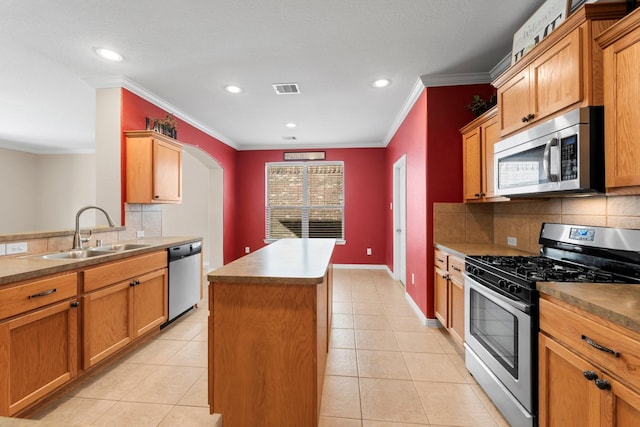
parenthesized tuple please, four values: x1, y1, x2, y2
(29, 288, 57, 299)
(451, 265, 462, 272)
(581, 335, 619, 357)
(130, 280, 141, 286)
(521, 113, 535, 123)
(595, 378, 611, 390)
(436, 257, 445, 263)
(70, 301, 80, 308)
(583, 370, 598, 381)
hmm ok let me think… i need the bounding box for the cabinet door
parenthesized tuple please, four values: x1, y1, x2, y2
(462, 127, 482, 201)
(481, 116, 499, 199)
(0, 300, 78, 416)
(132, 268, 168, 337)
(539, 333, 601, 427)
(602, 373, 640, 426)
(531, 28, 582, 122)
(153, 139, 182, 202)
(448, 277, 464, 344)
(434, 268, 448, 328)
(603, 25, 640, 191)
(498, 68, 532, 136)
(82, 281, 133, 369)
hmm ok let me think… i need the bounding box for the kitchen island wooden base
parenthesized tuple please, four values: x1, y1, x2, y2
(207, 238, 335, 427)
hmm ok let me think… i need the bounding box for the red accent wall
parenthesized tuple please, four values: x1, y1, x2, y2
(385, 84, 494, 317)
(236, 148, 386, 264)
(120, 89, 240, 263)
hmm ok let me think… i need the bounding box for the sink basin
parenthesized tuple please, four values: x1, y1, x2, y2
(90, 243, 151, 252)
(37, 249, 118, 259)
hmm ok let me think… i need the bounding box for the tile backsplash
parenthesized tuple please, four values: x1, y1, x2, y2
(434, 195, 640, 254)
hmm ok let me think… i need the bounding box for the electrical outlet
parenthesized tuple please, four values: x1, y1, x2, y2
(136, 230, 145, 238)
(411, 273, 415, 285)
(6, 242, 27, 254)
(507, 236, 517, 247)
(366, 247, 372, 255)
(245, 246, 250, 254)
(0, 244, 5, 256)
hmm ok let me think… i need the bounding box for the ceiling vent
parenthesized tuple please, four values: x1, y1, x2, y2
(273, 83, 300, 95)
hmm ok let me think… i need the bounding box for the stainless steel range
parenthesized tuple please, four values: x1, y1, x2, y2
(463, 223, 640, 427)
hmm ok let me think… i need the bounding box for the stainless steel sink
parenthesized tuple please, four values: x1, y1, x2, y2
(89, 243, 151, 252)
(28, 243, 151, 260)
(37, 249, 118, 259)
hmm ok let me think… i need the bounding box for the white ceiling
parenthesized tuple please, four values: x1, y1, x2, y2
(0, 0, 547, 153)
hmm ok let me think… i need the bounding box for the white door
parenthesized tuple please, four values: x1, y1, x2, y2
(393, 155, 407, 286)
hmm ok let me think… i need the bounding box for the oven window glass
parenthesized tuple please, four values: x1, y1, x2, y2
(469, 288, 518, 377)
(497, 144, 548, 189)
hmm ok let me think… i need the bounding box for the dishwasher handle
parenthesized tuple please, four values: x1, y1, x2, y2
(168, 241, 202, 262)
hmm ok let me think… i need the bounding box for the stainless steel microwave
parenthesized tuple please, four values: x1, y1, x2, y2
(494, 106, 604, 197)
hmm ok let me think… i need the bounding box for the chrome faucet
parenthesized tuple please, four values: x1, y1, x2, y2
(72, 206, 116, 249)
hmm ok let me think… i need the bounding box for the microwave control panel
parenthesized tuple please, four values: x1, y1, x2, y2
(560, 134, 578, 181)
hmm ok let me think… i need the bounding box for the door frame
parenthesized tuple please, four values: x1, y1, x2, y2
(393, 155, 407, 286)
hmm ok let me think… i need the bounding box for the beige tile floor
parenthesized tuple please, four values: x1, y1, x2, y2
(30, 268, 508, 426)
(319, 268, 510, 427)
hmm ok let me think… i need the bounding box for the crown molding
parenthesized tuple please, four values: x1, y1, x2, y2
(420, 72, 492, 87)
(85, 76, 238, 150)
(490, 53, 512, 81)
(382, 77, 425, 146)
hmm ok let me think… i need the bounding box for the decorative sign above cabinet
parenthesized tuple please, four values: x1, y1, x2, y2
(512, 0, 569, 64)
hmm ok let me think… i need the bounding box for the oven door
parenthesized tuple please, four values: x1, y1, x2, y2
(464, 273, 534, 412)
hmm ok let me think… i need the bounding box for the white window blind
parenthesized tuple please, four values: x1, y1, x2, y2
(266, 161, 344, 240)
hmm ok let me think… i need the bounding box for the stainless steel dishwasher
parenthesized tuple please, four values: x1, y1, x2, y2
(166, 240, 202, 323)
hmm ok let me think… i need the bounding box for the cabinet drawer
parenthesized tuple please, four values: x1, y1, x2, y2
(434, 250, 448, 270)
(540, 297, 640, 391)
(0, 273, 77, 320)
(448, 256, 465, 284)
(83, 251, 167, 292)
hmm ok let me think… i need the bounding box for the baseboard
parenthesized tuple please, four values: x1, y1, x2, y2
(333, 264, 388, 270)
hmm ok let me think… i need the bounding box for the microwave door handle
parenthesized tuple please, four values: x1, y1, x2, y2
(543, 138, 559, 182)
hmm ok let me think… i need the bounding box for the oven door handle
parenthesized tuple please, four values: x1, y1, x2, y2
(464, 273, 532, 314)
(543, 138, 559, 183)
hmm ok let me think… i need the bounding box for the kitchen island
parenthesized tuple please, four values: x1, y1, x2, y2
(207, 238, 335, 427)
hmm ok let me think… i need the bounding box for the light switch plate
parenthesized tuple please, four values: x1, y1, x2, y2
(507, 236, 517, 247)
(136, 230, 145, 238)
(0, 244, 5, 256)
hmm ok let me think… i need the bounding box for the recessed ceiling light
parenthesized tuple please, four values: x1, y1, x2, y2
(94, 48, 123, 62)
(224, 85, 243, 94)
(285, 122, 297, 128)
(372, 78, 391, 88)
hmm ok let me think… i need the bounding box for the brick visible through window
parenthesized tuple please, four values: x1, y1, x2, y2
(266, 162, 344, 240)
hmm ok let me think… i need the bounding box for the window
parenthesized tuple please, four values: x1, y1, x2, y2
(266, 161, 344, 241)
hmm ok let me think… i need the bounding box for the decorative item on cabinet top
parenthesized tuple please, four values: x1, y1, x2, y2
(146, 113, 178, 139)
(464, 93, 497, 117)
(512, 0, 570, 64)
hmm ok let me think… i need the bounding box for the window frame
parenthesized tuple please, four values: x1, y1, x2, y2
(264, 161, 345, 244)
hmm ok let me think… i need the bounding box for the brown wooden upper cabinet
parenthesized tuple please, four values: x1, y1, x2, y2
(597, 7, 640, 194)
(125, 130, 182, 203)
(492, 3, 626, 138)
(461, 107, 507, 203)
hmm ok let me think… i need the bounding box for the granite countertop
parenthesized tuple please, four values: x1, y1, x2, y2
(0, 236, 201, 286)
(538, 281, 640, 336)
(208, 238, 335, 285)
(434, 242, 534, 259)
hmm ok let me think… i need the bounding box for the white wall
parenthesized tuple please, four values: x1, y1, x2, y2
(162, 146, 224, 271)
(35, 153, 97, 230)
(95, 88, 122, 226)
(0, 148, 97, 233)
(0, 147, 39, 233)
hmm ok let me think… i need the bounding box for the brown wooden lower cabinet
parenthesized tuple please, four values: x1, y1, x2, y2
(0, 299, 78, 416)
(539, 296, 640, 426)
(207, 239, 335, 427)
(209, 275, 329, 427)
